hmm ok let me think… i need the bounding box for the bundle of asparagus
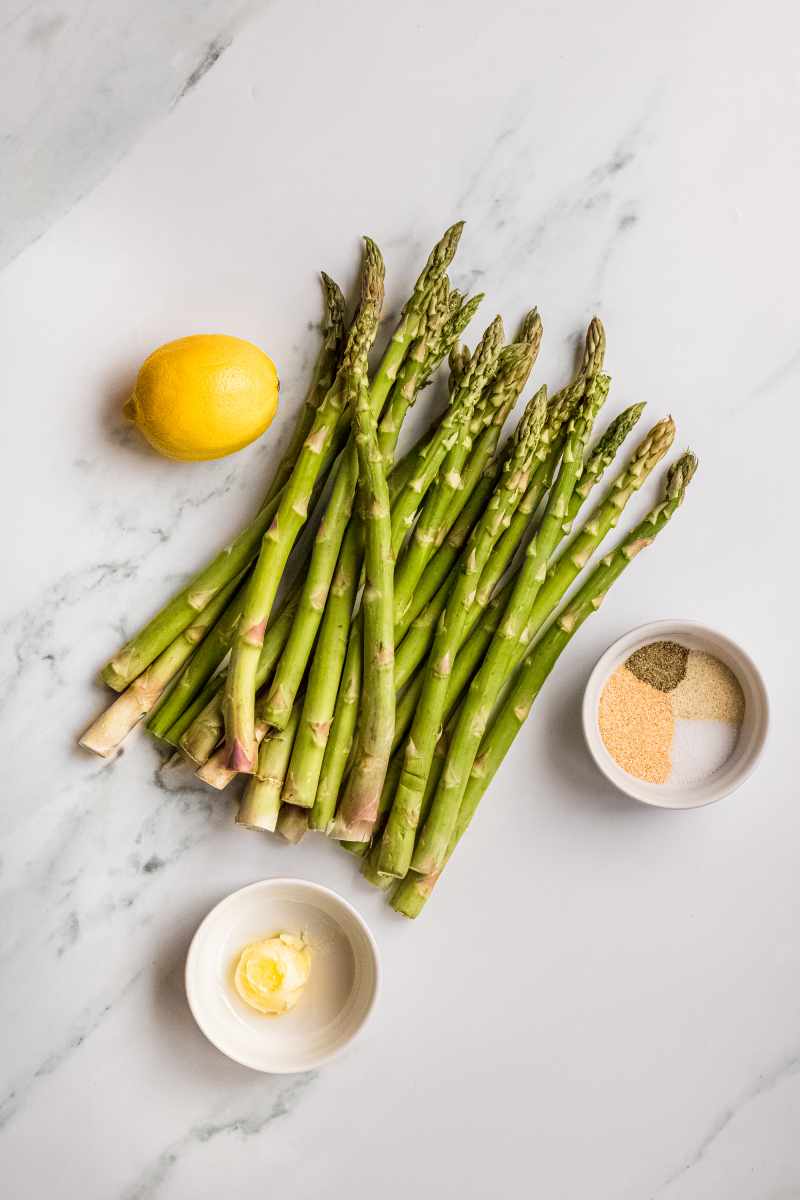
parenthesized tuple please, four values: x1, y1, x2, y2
(81, 221, 698, 919)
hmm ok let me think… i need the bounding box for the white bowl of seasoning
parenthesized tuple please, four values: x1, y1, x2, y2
(582, 620, 768, 809)
(186, 878, 380, 1073)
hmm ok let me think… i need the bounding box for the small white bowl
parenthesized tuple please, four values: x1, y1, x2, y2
(186, 878, 380, 1073)
(582, 620, 768, 809)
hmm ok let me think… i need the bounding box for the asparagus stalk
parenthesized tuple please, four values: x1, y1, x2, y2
(340, 750, 404, 857)
(260, 444, 362, 731)
(262, 228, 474, 801)
(393, 470, 498, 648)
(522, 413, 675, 639)
(375, 278, 453, 465)
(414, 410, 666, 722)
(333, 372, 395, 836)
(411, 374, 609, 874)
(146, 576, 249, 741)
(360, 729, 447, 887)
(237, 705, 302, 832)
(99, 277, 348, 693)
(286, 530, 361, 816)
(263, 272, 347, 506)
(247, 404, 456, 767)
(388, 360, 579, 676)
(275, 804, 309, 844)
(392, 452, 698, 917)
(379, 390, 548, 872)
(304, 333, 501, 827)
(261, 280, 459, 732)
(390, 317, 511, 626)
(448, 341, 470, 392)
(224, 239, 386, 772)
(309, 635, 362, 829)
(372, 221, 465, 406)
(440, 319, 604, 645)
(390, 408, 670, 787)
(178, 591, 299, 764)
(315, 369, 530, 832)
(171, 399, 477, 758)
(391, 377, 553, 693)
(162, 670, 223, 747)
(284, 297, 481, 817)
(389, 391, 635, 719)
(79, 571, 245, 757)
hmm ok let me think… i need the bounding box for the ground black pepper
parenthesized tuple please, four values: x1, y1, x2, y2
(625, 640, 689, 692)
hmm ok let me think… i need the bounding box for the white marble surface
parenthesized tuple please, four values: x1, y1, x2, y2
(1, 1, 799, 1196)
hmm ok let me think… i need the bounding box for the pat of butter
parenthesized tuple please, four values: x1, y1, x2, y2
(233, 932, 311, 1016)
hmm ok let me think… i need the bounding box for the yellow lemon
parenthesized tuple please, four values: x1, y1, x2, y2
(125, 334, 279, 461)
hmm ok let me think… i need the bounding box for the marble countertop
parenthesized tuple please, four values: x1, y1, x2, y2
(2, 1, 798, 1196)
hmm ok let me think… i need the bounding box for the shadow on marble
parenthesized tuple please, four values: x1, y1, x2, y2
(538, 685, 655, 820)
(101, 364, 152, 459)
(148, 909, 255, 1086)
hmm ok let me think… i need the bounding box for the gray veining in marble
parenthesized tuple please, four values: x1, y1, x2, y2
(0, 0, 270, 268)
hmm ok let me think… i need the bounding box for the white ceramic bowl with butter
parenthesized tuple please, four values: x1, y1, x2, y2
(582, 620, 768, 809)
(186, 878, 380, 1073)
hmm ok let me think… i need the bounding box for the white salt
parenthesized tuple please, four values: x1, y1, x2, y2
(669, 718, 740, 785)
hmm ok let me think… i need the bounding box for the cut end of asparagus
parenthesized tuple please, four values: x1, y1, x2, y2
(98, 657, 132, 694)
(327, 814, 373, 842)
(389, 874, 437, 918)
(195, 749, 237, 790)
(78, 728, 118, 759)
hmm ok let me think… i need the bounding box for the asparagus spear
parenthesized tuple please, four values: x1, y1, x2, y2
(379, 390, 548, 871)
(388, 346, 587, 662)
(275, 804, 309, 844)
(285, 529, 361, 816)
(522, 413, 675, 639)
(375, 278, 454, 463)
(265, 243, 476, 789)
(387, 392, 517, 657)
(425, 318, 605, 652)
(162, 670, 223, 747)
(388, 314, 506, 585)
(391, 318, 517, 628)
(175, 405, 453, 769)
(316, 366, 542, 832)
(224, 239, 386, 772)
(146, 576, 249, 741)
(393, 403, 648, 684)
(411, 374, 609, 874)
(263, 272, 347, 506)
(333, 370, 395, 837)
(237, 705, 302, 832)
(283, 299, 482, 816)
(261, 281, 459, 732)
(393, 470, 498, 648)
(209, 379, 561, 801)
(178, 592, 299, 764)
(390, 407, 669, 791)
(448, 341, 470, 392)
(79, 570, 245, 757)
(99, 276, 348, 693)
(392, 452, 698, 917)
(373, 221, 465, 405)
(304, 329, 502, 828)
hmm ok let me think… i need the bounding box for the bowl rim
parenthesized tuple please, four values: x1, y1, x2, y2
(185, 876, 381, 1073)
(581, 619, 769, 809)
